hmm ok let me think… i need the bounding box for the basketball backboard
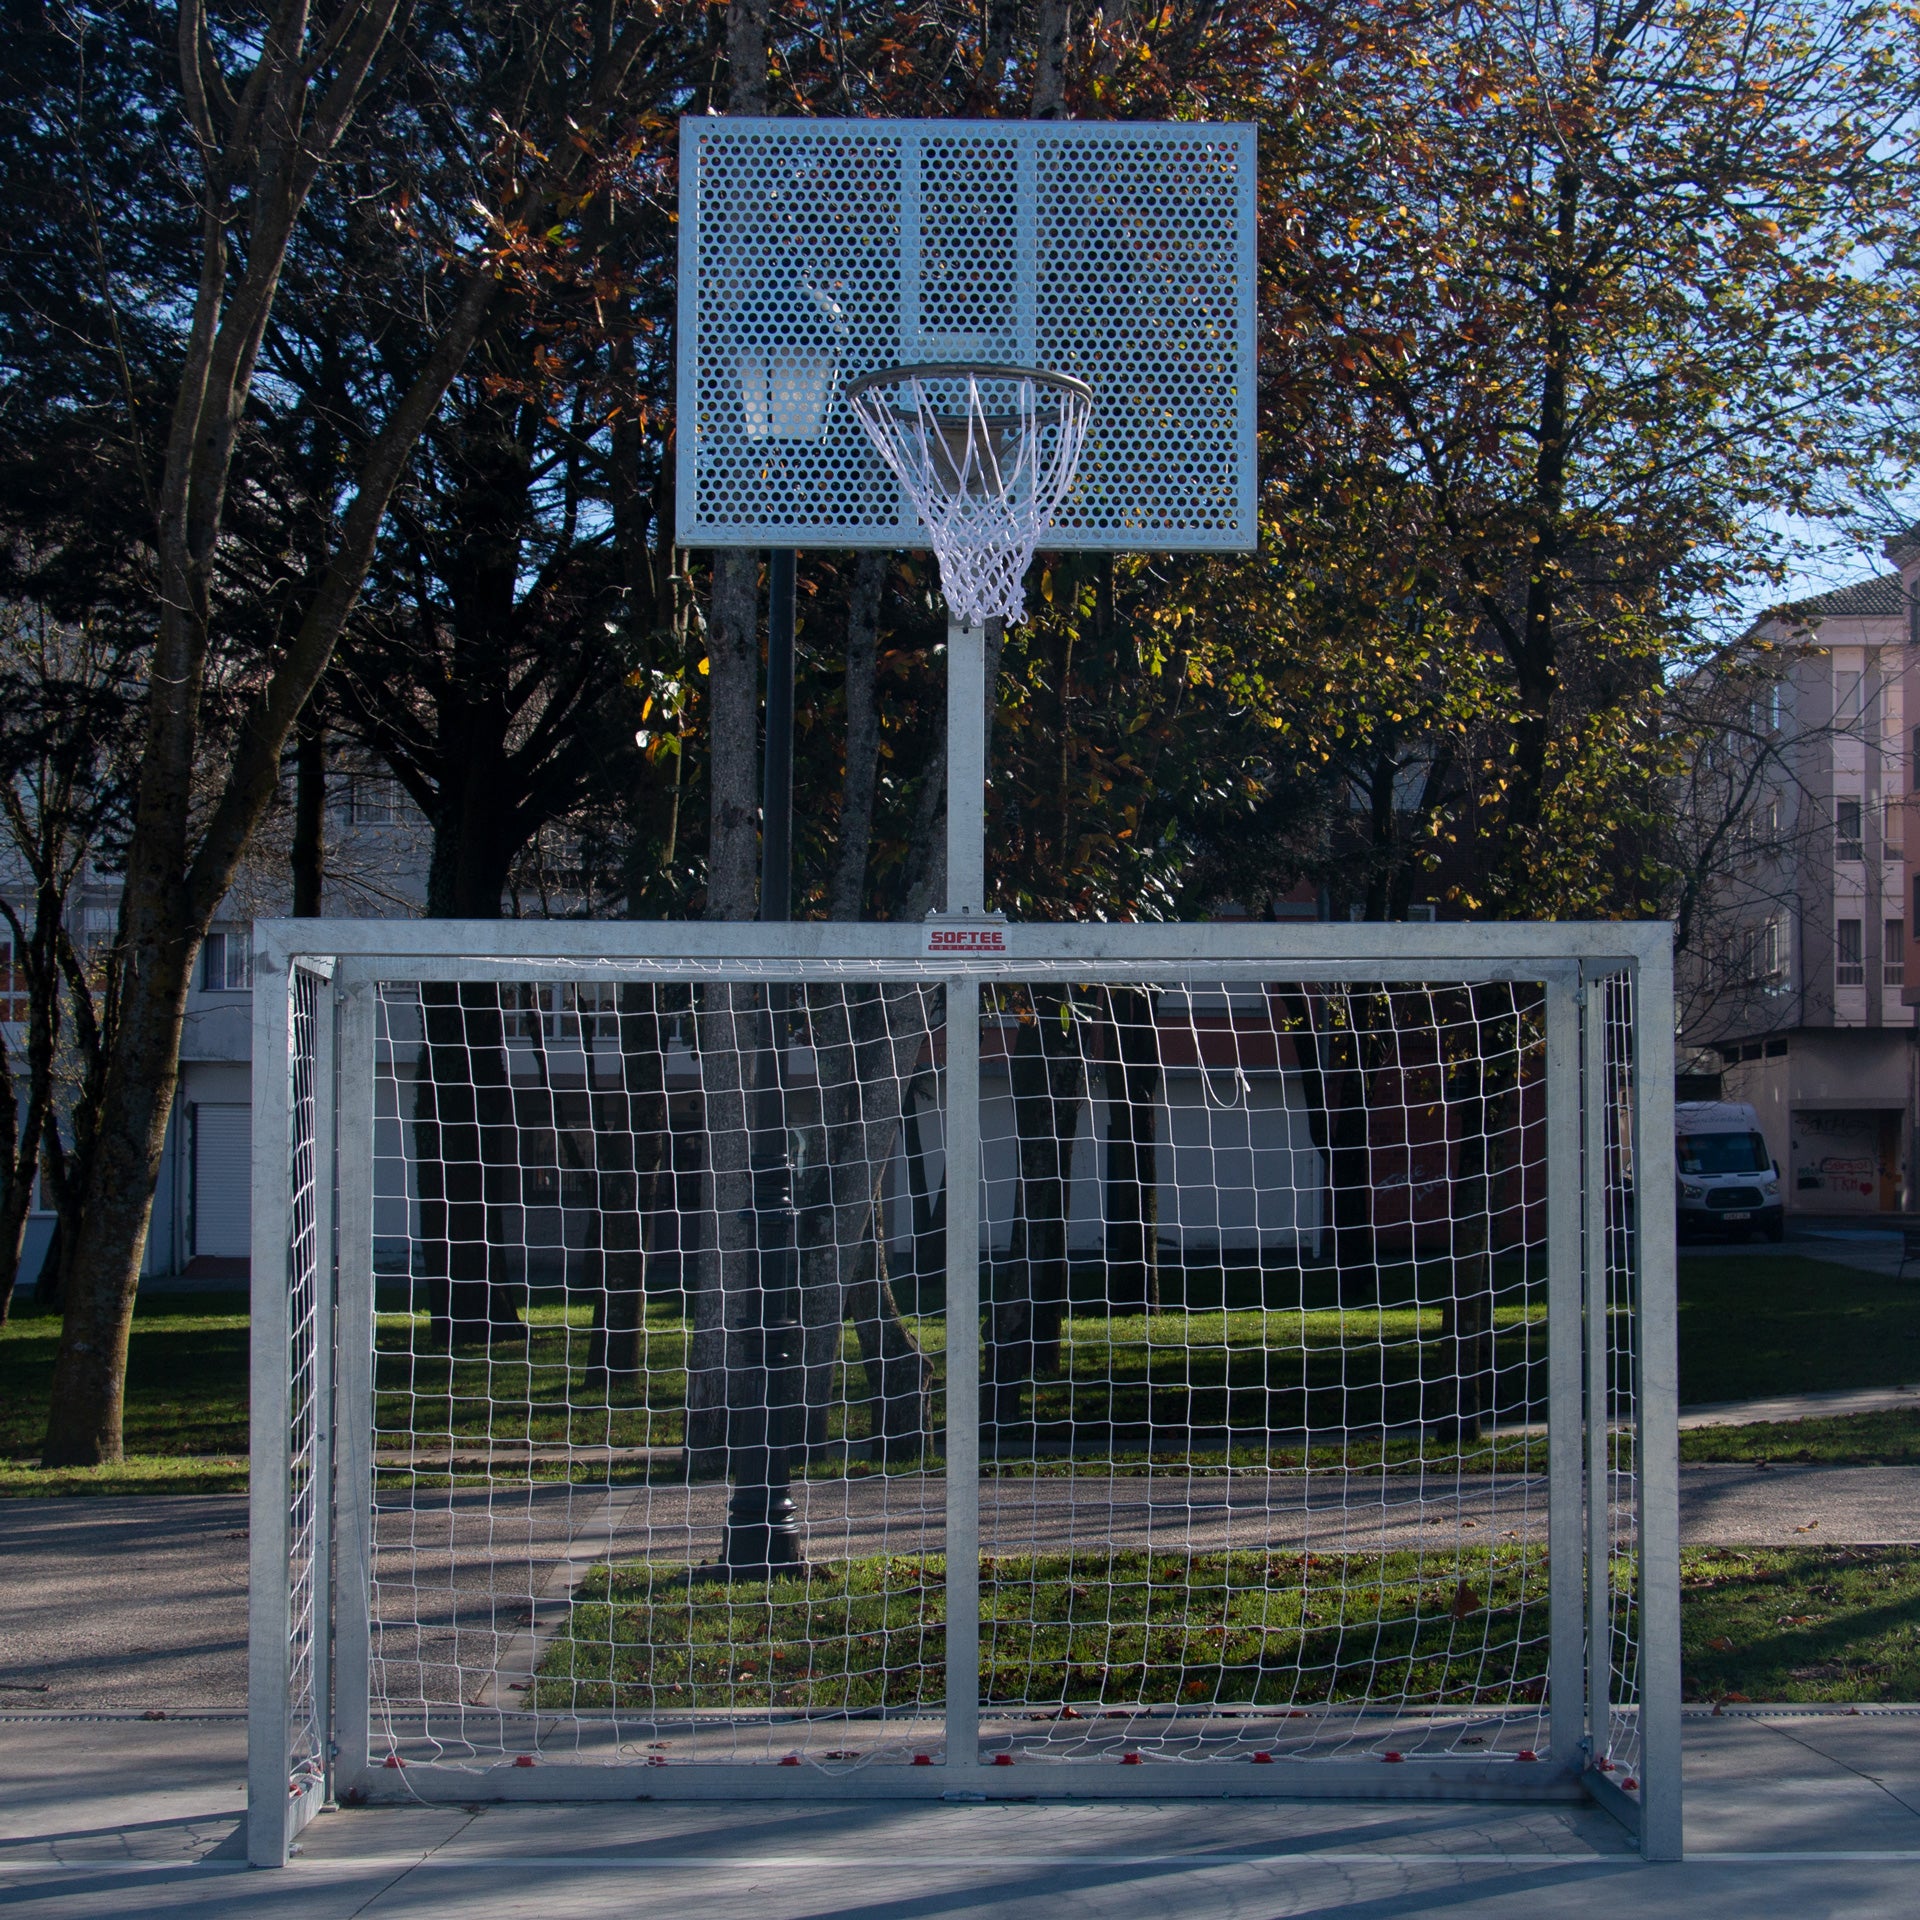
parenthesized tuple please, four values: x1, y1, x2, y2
(675, 117, 1258, 552)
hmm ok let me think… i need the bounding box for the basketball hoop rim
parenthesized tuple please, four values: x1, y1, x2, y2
(845, 362, 1094, 417)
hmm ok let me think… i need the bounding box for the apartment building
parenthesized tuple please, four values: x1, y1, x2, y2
(1683, 557, 1917, 1214)
(4, 765, 430, 1287)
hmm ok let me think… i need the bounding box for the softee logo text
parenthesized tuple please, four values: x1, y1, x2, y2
(926, 927, 1007, 953)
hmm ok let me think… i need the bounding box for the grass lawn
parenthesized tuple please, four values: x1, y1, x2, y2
(0, 1292, 249, 1495)
(376, 1288, 1549, 1464)
(1681, 1408, 1920, 1466)
(2, 1250, 1911, 1492)
(1677, 1255, 1920, 1404)
(532, 1544, 1920, 1713)
(532, 1547, 1552, 1714)
(1681, 1548, 1920, 1702)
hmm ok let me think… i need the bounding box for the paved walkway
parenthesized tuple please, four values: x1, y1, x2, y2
(1681, 1381, 1920, 1426)
(3, 1711, 1920, 1916)
(10, 1466, 1920, 1714)
(1682, 1220, 1917, 1278)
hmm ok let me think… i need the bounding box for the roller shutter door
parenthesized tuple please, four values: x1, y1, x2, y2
(192, 1104, 252, 1259)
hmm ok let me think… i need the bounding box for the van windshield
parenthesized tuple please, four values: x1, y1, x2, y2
(1677, 1130, 1770, 1177)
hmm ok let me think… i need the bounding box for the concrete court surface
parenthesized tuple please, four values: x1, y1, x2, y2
(5, 1712, 1920, 1917)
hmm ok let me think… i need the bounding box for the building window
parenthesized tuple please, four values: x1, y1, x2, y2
(0, 941, 27, 1022)
(350, 775, 400, 826)
(1888, 799, 1906, 862)
(1888, 921, 1906, 988)
(1765, 918, 1784, 980)
(513, 981, 618, 1044)
(1837, 667, 1874, 729)
(1835, 797, 1865, 862)
(202, 931, 253, 992)
(1837, 918, 1865, 987)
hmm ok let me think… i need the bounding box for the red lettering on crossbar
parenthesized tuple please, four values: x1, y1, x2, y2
(925, 927, 1007, 954)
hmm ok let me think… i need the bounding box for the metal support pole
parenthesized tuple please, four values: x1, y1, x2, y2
(1583, 971, 1614, 1781)
(246, 956, 294, 1867)
(723, 548, 804, 1573)
(309, 976, 337, 1806)
(947, 617, 988, 913)
(331, 982, 377, 1800)
(1633, 947, 1684, 1862)
(1544, 973, 1584, 1769)
(943, 975, 982, 1774)
(939, 611, 991, 1769)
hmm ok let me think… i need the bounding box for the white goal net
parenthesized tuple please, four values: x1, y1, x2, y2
(248, 922, 1678, 1862)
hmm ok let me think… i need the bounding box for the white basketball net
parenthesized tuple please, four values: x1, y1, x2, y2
(848, 367, 1094, 626)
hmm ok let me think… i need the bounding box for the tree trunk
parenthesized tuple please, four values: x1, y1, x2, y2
(590, 984, 670, 1381)
(705, 551, 762, 922)
(902, 1070, 946, 1295)
(0, 1077, 34, 1328)
(799, 982, 936, 1462)
(1276, 989, 1376, 1298)
(1440, 987, 1500, 1444)
(39, 0, 657, 1462)
(0, 925, 54, 1328)
(1031, 0, 1071, 115)
(291, 718, 326, 917)
(1100, 985, 1160, 1314)
(413, 983, 524, 1343)
(993, 986, 1086, 1432)
(41, 936, 193, 1463)
(826, 553, 889, 923)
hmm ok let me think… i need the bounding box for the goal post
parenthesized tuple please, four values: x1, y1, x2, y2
(247, 916, 1678, 1864)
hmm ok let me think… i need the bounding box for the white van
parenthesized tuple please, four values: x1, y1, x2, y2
(1675, 1100, 1783, 1242)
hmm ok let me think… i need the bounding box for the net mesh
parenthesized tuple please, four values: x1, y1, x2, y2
(333, 963, 1645, 1780)
(848, 369, 1093, 625)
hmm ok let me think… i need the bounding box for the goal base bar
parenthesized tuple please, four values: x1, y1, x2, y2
(342, 1756, 1595, 1805)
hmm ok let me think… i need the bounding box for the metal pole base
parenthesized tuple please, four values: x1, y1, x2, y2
(719, 1491, 806, 1577)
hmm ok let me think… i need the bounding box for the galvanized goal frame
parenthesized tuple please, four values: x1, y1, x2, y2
(247, 917, 1679, 1865)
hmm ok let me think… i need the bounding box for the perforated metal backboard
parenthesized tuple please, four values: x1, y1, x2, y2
(676, 118, 1258, 552)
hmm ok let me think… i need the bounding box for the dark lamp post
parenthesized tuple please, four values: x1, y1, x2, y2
(720, 546, 805, 1575)
(719, 294, 841, 1574)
